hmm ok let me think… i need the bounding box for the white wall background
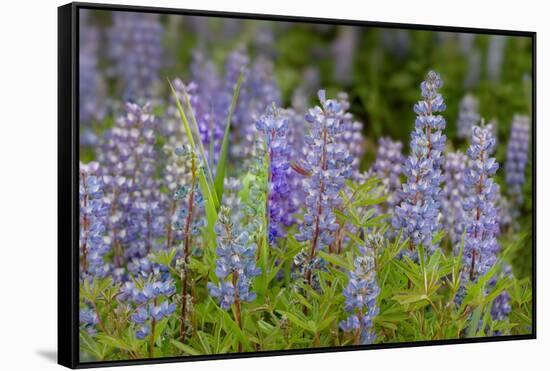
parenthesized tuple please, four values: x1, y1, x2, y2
(0, 0, 545, 369)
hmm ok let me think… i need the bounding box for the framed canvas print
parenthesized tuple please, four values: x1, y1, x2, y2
(58, 2, 536, 368)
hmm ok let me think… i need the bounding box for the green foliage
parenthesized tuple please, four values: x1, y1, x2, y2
(79, 170, 532, 361)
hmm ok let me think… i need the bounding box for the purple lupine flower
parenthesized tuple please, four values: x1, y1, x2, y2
(491, 266, 513, 323)
(487, 35, 508, 83)
(79, 308, 99, 334)
(108, 12, 164, 101)
(228, 47, 281, 164)
(256, 104, 295, 243)
(127, 257, 171, 282)
(392, 71, 446, 254)
(97, 102, 167, 270)
(120, 257, 176, 341)
(208, 207, 261, 310)
(291, 67, 320, 114)
(168, 74, 224, 167)
(371, 137, 404, 208)
(331, 27, 359, 85)
(295, 90, 354, 284)
(171, 177, 205, 252)
(80, 162, 110, 278)
(458, 34, 481, 89)
(79, 10, 104, 145)
(456, 94, 480, 140)
(340, 240, 380, 345)
(336, 92, 364, 173)
(505, 115, 530, 204)
(441, 152, 468, 248)
(127, 277, 176, 339)
(462, 124, 500, 281)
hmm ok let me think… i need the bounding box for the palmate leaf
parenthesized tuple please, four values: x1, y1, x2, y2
(214, 72, 244, 203)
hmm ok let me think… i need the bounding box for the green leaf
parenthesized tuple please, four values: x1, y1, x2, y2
(167, 79, 219, 209)
(170, 339, 202, 356)
(467, 305, 483, 338)
(80, 330, 107, 360)
(213, 299, 253, 351)
(318, 251, 353, 271)
(96, 334, 135, 353)
(277, 310, 316, 333)
(214, 72, 244, 203)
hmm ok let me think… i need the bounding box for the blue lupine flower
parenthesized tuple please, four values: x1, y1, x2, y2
(108, 12, 164, 100)
(131, 306, 149, 324)
(79, 308, 99, 334)
(208, 281, 236, 310)
(166, 78, 224, 168)
(98, 102, 167, 270)
(79, 10, 104, 145)
(336, 92, 364, 173)
(456, 94, 480, 140)
(79, 162, 110, 279)
(340, 242, 380, 345)
(371, 137, 404, 208)
(505, 115, 530, 204)
(441, 152, 468, 248)
(295, 90, 354, 252)
(392, 71, 446, 254)
(255, 104, 294, 243)
(151, 301, 177, 321)
(208, 207, 261, 310)
(462, 124, 500, 281)
(135, 325, 150, 340)
(331, 27, 359, 85)
(232, 52, 282, 166)
(126, 274, 176, 339)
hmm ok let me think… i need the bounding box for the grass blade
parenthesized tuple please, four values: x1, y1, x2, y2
(214, 72, 244, 204)
(168, 79, 219, 238)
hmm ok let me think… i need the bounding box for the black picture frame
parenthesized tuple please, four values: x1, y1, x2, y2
(58, 2, 537, 368)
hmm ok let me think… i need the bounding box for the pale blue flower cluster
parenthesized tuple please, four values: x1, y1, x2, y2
(393, 71, 446, 253)
(505, 115, 530, 204)
(228, 48, 282, 164)
(491, 266, 513, 322)
(340, 241, 380, 345)
(79, 308, 99, 334)
(79, 162, 110, 278)
(256, 104, 293, 243)
(295, 90, 354, 253)
(442, 152, 468, 248)
(108, 12, 164, 100)
(336, 92, 364, 173)
(79, 10, 104, 144)
(462, 124, 500, 281)
(98, 103, 167, 272)
(371, 137, 404, 208)
(208, 207, 261, 310)
(125, 279, 177, 339)
(118, 266, 176, 339)
(456, 94, 479, 140)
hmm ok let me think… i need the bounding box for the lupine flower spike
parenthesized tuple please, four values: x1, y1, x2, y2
(393, 71, 446, 255)
(208, 206, 261, 351)
(462, 124, 500, 282)
(255, 104, 293, 243)
(340, 234, 381, 345)
(505, 115, 530, 206)
(295, 90, 354, 286)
